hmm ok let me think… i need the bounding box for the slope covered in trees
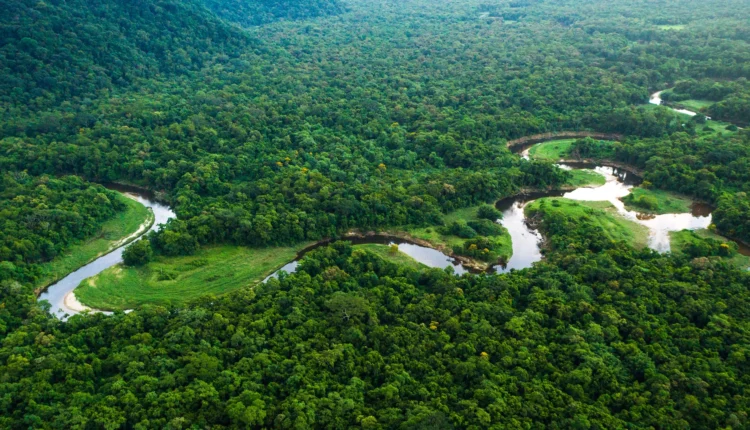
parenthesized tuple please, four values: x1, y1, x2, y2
(4, 0, 749, 254)
(0, 0, 345, 111)
(201, 0, 344, 27)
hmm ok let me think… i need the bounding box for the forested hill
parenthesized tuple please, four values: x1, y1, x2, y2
(0, 0, 343, 111)
(201, 0, 345, 27)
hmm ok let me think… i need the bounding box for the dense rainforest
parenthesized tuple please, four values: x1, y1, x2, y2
(2, 218, 749, 428)
(2, 0, 750, 427)
(0, 174, 127, 287)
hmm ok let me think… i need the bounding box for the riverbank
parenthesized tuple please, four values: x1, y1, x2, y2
(34, 193, 154, 295)
(621, 187, 695, 214)
(506, 131, 623, 151)
(75, 240, 434, 311)
(670, 230, 750, 269)
(75, 244, 308, 310)
(345, 230, 499, 272)
(526, 198, 650, 249)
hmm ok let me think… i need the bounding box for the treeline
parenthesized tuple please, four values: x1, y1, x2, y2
(0, 173, 126, 286)
(714, 193, 750, 246)
(1, 216, 748, 428)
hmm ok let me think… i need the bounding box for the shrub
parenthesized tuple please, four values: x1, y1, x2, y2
(441, 221, 477, 239)
(467, 219, 506, 236)
(123, 239, 153, 266)
(476, 205, 502, 221)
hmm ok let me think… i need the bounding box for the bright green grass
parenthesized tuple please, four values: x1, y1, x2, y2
(397, 204, 513, 263)
(528, 139, 576, 161)
(354, 244, 427, 270)
(699, 119, 737, 136)
(526, 198, 649, 248)
(76, 244, 307, 310)
(566, 169, 606, 187)
(657, 24, 685, 30)
(646, 99, 737, 136)
(643, 103, 692, 122)
(677, 99, 714, 111)
(622, 187, 693, 214)
(35, 194, 154, 291)
(671, 230, 750, 269)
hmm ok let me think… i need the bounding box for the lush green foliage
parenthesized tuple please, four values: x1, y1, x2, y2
(123, 239, 154, 267)
(670, 229, 750, 269)
(0, 173, 126, 285)
(3, 231, 750, 428)
(34, 193, 153, 289)
(621, 187, 693, 214)
(0, 0, 254, 110)
(75, 244, 305, 310)
(202, 0, 343, 27)
(2, 0, 750, 427)
(476, 205, 502, 221)
(526, 198, 649, 250)
(7, 0, 750, 252)
(713, 192, 750, 245)
(397, 203, 513, 267)
(662, 78, 750, 125)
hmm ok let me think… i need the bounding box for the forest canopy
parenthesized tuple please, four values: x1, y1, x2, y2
(2, 0, 750, 427)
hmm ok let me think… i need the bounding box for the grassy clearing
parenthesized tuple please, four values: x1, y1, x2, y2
(76, 241, 432, 311)
(698, 119, 737, 136)
(566, 169, 606, 187)
(657, 24, 685, 30)
(646, 100, 737, 136)
(528, 139, 575, 161)
(621, 187, 693, 214)
(397, 204, 513, 264)
(76, 244, 307, 310)
(36, 194, 154, 290)
(355, 244, 427, 270)
(671, 230, 750, 269)
(527, 198, 650, 248)
(677, 99, 714, 111)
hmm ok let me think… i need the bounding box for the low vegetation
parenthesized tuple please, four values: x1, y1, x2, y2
(621, 187, 693, 214)
(75, 244, 307, 310)
(566, 169, 607, 187)
(398, 205, 512, 266)
(670, 229, 750, 269)
(353, 244, 426, 270)
(528, 139, 577, 161)
(526, 198, 649, 249)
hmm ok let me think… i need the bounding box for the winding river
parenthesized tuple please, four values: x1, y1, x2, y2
(649, 90, 699, 116)
(39, 90, 747, 318)
(38, 184, 174, 319)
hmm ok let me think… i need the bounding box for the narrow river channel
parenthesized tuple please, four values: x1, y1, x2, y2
(38, 184, 174, 318)
(649, 90, 699, 116)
